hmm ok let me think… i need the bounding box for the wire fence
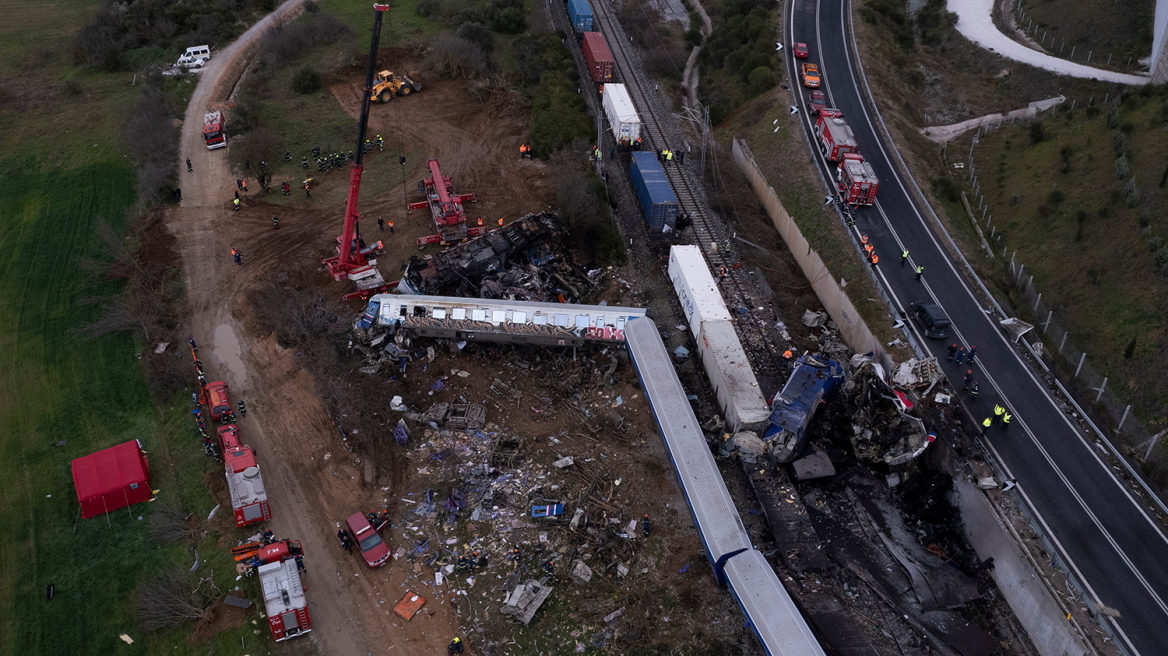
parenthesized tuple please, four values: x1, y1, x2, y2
(1005, 262, 1168, 488)
(962, 108, 1168, 493)
(1012, 1, 1143, 71)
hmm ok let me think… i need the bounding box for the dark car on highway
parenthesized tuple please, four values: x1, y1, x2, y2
(909, 302, 951, 339)
(808, 90, 827, 115)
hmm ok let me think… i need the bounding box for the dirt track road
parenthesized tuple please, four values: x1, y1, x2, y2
(170, 3, 466, 654)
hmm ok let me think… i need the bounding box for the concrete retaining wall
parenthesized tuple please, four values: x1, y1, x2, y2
(953, 476, 1090, 656)
(731, 138, 885, 362)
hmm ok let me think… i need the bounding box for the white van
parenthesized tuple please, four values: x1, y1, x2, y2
(176, 45, 212, 68)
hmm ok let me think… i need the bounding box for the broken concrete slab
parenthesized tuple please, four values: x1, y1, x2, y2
(500, 578, 554, 625)
(793, 451, 835, 480)
(553, 456, 574, 468)
(732, 431, 766, 459)
(570, 560, 593, 583)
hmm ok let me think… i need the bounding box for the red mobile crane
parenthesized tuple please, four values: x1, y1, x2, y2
(322, 4, 390, 291)
(409, 159, 484, 247)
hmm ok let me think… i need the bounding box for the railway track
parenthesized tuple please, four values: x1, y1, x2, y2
(583, 0, 785, 377)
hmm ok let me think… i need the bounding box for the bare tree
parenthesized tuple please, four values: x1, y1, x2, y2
(136, 567, 218, 631)
(425, 36, 486, 78)
(550, 146, 600, 230)
(149, 501, 200, 544)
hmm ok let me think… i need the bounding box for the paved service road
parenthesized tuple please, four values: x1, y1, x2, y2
(948, 0, 1148, 86)
(784, 1, 1168, 654)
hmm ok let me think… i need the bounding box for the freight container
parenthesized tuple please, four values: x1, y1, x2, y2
(668, 245, 731, 339)
(582, 32, 614, 83)
(567, 0, 593, 33)
(696, 320, 770, 433)
(629, 151, 678, 231)
(601, 84, 641, 144)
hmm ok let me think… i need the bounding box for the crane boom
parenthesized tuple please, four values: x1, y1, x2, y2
(323, 3, 389, 283)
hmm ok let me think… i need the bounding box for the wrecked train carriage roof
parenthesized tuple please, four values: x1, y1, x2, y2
(401, 212, 564, 295)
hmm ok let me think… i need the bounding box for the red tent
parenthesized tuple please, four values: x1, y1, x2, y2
(71, 440, 153, 519)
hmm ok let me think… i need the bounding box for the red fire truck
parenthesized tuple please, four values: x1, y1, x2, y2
(837, 153, 879, 206)
(258, 557, 311, 641)
(218, 425, 271, 526)
(203, 110, 226, 150)
(814, 109, 858, 162)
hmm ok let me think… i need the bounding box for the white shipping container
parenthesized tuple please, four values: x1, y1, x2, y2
(669, 245, 731, 339)
(697, 320, 770, 433)
(602, 84, 642, 144)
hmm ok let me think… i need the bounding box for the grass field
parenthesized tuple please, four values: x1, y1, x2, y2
(960, 92, 1168, 420)
(1018, 0, 1153, 71)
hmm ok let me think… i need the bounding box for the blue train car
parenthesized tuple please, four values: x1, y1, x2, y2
(724, 549, 828, 656)
(624, 318, 751, 584)
(629, 152, 679, 232)
(567, 0, 594, 33)
(764, 355, 844, 462)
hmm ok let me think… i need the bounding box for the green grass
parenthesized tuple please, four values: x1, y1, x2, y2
(1020, 0, 1153, 71)
(322, 0, 446, 50)
(0, 0, 101, 73)
(963, 92, 1168, 419)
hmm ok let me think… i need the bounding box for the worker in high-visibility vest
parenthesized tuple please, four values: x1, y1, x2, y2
(233, 198, 240, 212)
(497, 217, 504, 227)
(477, 217, 483, 226)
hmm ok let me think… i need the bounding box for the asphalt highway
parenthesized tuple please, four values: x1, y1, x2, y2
(784, 1, 1168, 653)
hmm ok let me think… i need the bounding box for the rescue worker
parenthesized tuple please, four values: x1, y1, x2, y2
(963, 370, 973, 390)
(971, 381, 980, 398)
(262, 529, 275, 545)
(915, 265, 924, 281)
(447, 637, 465, 655)
(498, 217, 504, 227)
(869, 254, 878, 266)
(302, 156, 309, 169)
(642, 514, 651, 537)
(295, 554, 306, 573)
(377, 134, 384, 151)
(719, 266, 726, 278)
(864, 243, 874, 258)
(783, 349, 794, 359)
(237, 400, 247, 417)
(283, 181, 290, 196)
(901, 249, 909, 266)
(378, 217, 385, 231)
(957, 347, 966, 364)
(947, 343, 958, 362)
(1002, 413, 1012, 431)
(285, 149, 291, 162)
(544, 560, 555, 576)
(512, 547, 521, 564)
(233, 197, 241, 212)
(665, 149, 673, 165)
(312, 144, 320, 158)
(678, 150, 685, 165)
(189, 336, 198, 352)
(477, 217, 483, 227)
(368, 511, 379, 526)
(477, 552, 489, 569)
(241, 179, 248, 192)
(272, 215, 280, 229)
(232, 248, 241, 265)
(457, 553, 469, 572)
(186, 158, 193, 172)
(305, 182, 311, 198)
(348, 150, 354, 161)
(994, 404, 1005, 423)
(519, 143, 527, 159)
(982, 417, 992, 435)
(236, 178, 243, 191)
(338, 529, 353, 554)
(969, 346, 977, 365)
(860, 234, 869, 246)
(470, 551, 480, 571)
(388, 220, 394, 234)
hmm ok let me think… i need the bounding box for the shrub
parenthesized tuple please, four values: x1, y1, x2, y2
(1112, 132, 1127, 156)
(121, 72, 176, 208)
(1115, 155, 1130, 179)
(746, 66, 775, 94)
(1107, 105, 1120, 129)
(457, 21, 494, 55)
(426, 36, 487, 78)
(1047, 189, 1065, 205)
(932, 177, 961, 203)
(1029, 122, 1045, 144)
(61, 79, 84, 97)
(304, 0, 320, 13)
(1124, 177, 1142, 207)
(292, 66, 322, 94)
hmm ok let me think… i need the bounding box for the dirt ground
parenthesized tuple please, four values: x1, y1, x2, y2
(165, 16, 661, 652)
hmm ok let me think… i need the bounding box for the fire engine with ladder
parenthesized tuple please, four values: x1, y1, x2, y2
(218, 424, 271, 526)
(408, 159, 486, 247)
(836, 153, 879, 206)
(256, 546, 311, 641)
(814, 109, 858, 162)
(321, 4, 391, 296)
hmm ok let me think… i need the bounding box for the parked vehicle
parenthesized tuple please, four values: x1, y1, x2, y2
(345, 511, 391, 568)
(800, 62, 820, 87)
(258, 559, 311, 641)
(176, 45, 211, 68)
(910, 302, 951, 339)
(836, 153, 879, 205)
(204, 381, 233, 421)
(793, 42, 809, 58)
(807, 90, 827, 115)
(814, 109, 857, 161)
(203, 110, 226, 150)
